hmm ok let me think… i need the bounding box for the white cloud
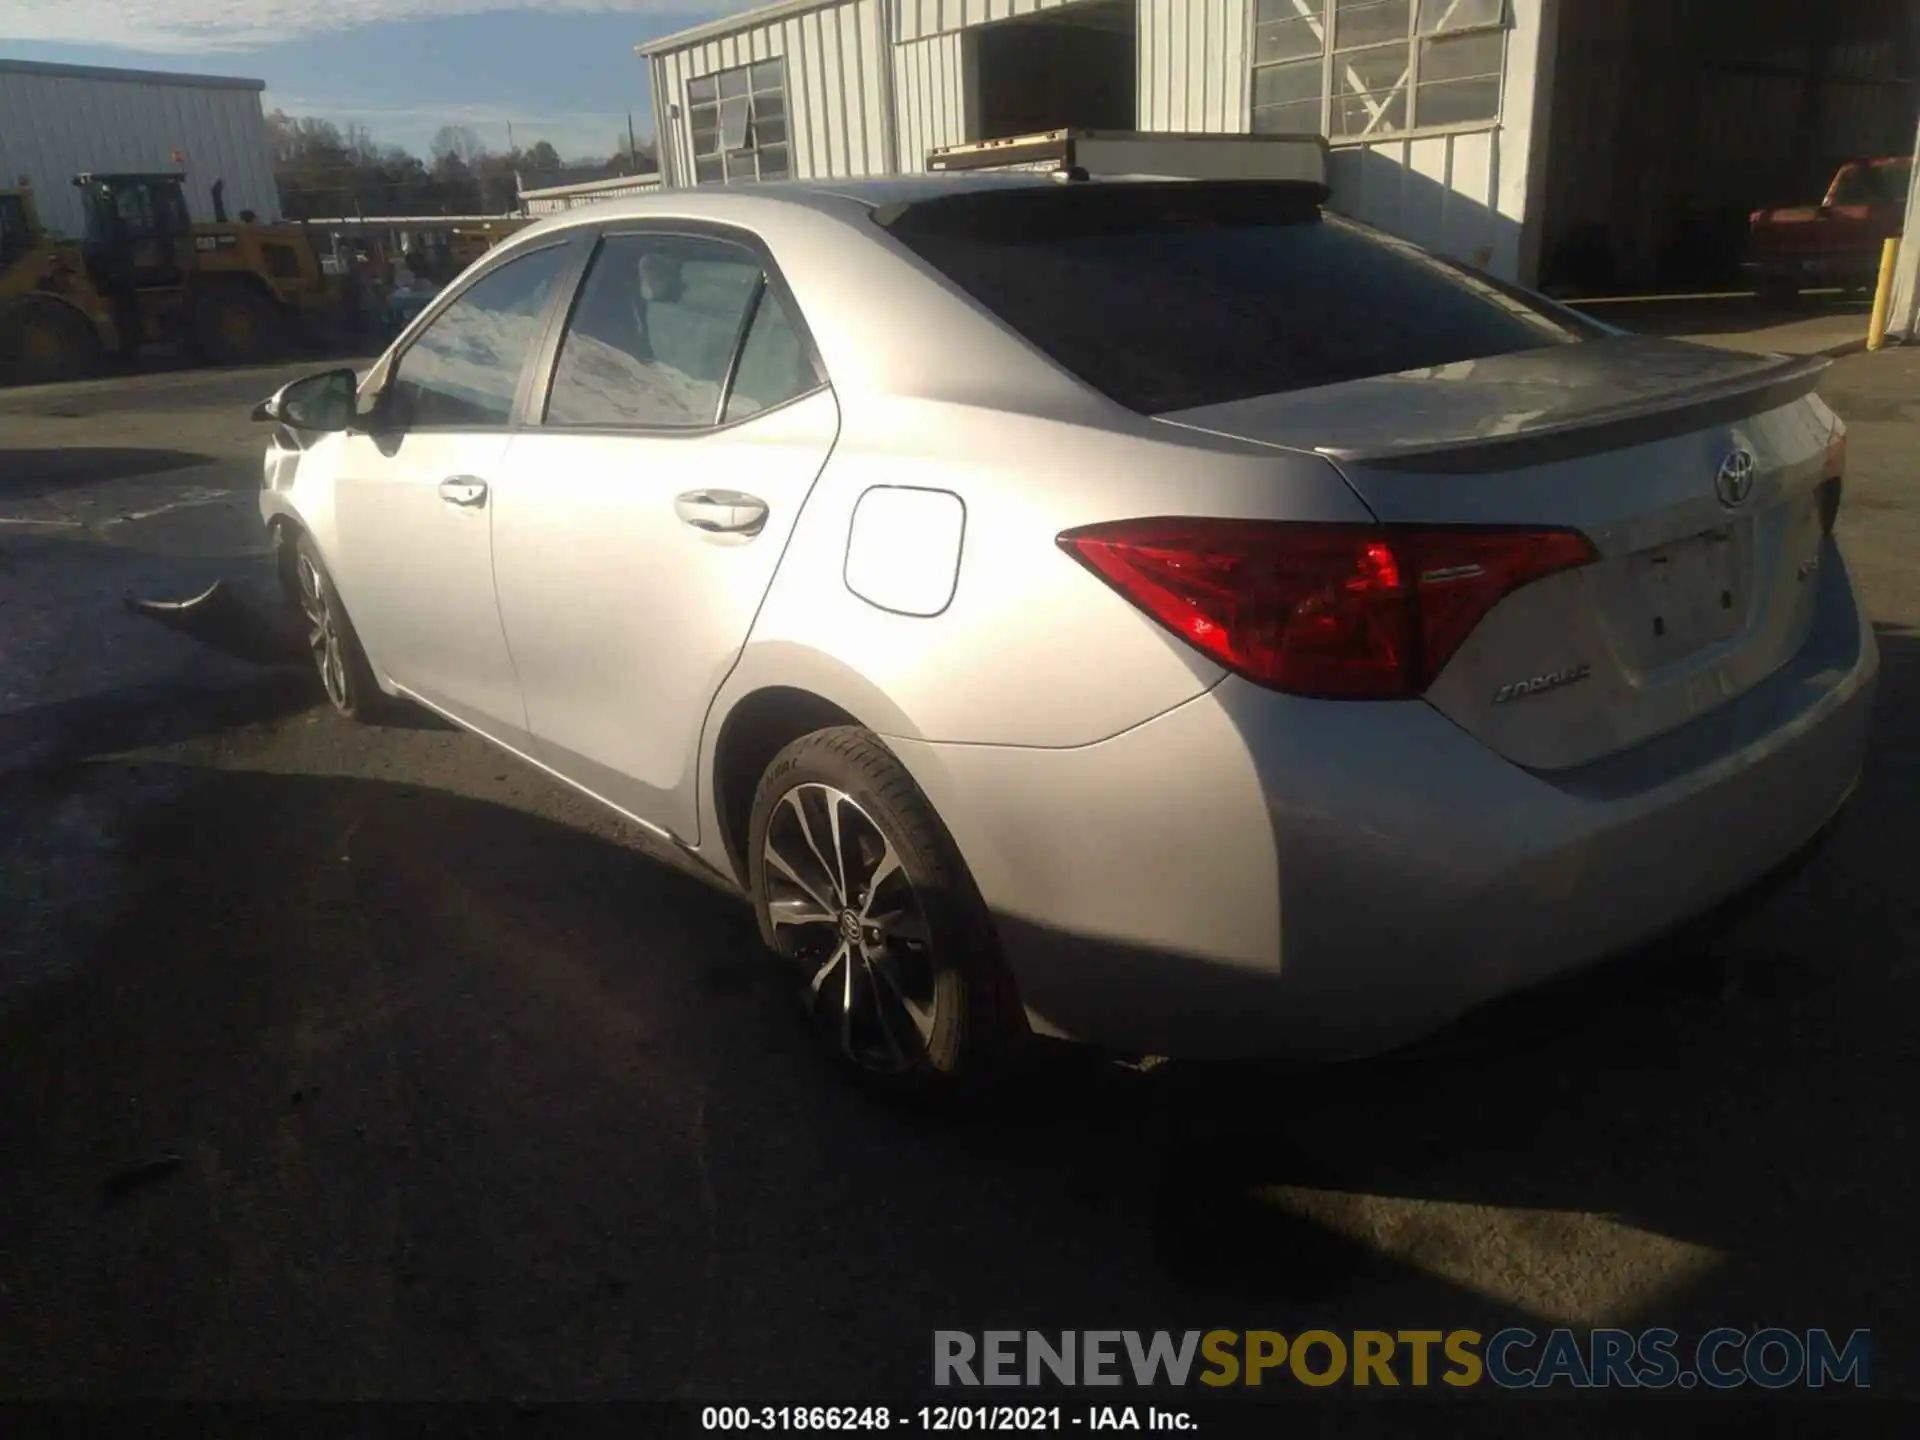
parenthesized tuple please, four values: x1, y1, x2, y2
(5, 0, 705, 53)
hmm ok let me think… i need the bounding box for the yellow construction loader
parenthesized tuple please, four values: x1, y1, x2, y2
(1, 172, 344, 385)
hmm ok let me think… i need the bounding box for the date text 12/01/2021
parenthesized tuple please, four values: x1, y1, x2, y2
(701, 1406, 1191, 1431)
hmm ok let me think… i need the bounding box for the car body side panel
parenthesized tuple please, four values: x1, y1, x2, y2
(741, 393, 1376, 751)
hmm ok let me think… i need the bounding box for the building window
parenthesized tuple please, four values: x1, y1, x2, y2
(688, 60, 791, 184)
(1251, 0, 1507, 142)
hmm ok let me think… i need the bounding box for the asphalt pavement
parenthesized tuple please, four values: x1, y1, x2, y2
(0, 350, 1915, 1408)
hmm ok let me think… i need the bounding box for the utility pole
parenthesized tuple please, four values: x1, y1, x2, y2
(628, 112, 639, 172)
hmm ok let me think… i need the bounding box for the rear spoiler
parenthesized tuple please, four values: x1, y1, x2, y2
(1322, 351, 1831, 474)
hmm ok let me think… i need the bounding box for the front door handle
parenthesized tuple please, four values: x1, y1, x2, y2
(674, 489, 768, 536)
(439, 476, 488, 508)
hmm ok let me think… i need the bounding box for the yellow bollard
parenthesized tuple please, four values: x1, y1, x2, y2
(1867, 236, 1900, 351)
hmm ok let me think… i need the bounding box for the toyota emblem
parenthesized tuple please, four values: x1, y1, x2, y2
(1715, 449, 1756, 509)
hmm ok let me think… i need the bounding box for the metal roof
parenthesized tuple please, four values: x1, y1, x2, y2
(0, 58, 265, 92)
(635, 0, 849, 57)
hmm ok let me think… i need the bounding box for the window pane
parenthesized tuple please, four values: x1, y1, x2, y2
(687, 76, 717, 104)
(546, 236, 762, 429)
(394, 245, 570, 428)
(885, 188, 1595, 414)
(1413, 74, 1500, 127)
(1253, 56, 1324, 110)
(1419, 29, 1503, 81)
(1332, 42, 1410, 137)
(691, 109, 719, 157)
(1257, 0, 1324, 20)
(717, 66, 749, 99)
(1254, 15, 1325, 65)
(753, 89, 786, 124)
(694, 156, 725, 184)
(720, 96, 751, 150)
(1416, 0, 1503, 34)
(1253, 99, 1325, 135)
(725, 288, 820, 422)
(1334, 0, 1410, 50)
(725, 150, 758, 182)
(757, 144, 792, 180)
(754, 113, 788, 147)
(750, 60, 784, 93)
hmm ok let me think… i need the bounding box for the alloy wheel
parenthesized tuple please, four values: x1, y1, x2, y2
(295, 552, 349, 710)
(761, 782, 939, 1074)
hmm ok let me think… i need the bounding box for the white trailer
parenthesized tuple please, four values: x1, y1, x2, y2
(0, 59, 279, 240)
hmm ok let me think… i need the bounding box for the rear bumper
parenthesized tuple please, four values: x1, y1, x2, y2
(892, 545, 1877, 1059)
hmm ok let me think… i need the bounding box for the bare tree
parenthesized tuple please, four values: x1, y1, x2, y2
(430, 124, 486, 167)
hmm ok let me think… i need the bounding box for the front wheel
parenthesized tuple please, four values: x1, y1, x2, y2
(747, 727, 1025, 1096)
(292, 534, 386, 722)
(0, 299, 104, 385)
(191, 283, 286, 365)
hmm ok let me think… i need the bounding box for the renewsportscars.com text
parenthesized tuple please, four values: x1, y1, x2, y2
(933, 1328, 1872, 1391)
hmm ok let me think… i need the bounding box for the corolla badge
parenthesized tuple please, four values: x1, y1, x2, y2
(1492, 662, 1592, 706)
(1715, 449, 1757, 509)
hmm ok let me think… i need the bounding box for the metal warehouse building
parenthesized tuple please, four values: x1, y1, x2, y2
(640, 0, 1920, 291)
(0, 59, 279, 240)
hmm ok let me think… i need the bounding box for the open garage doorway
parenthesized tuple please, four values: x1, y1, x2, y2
(1536, 0, 1920, 295)
(969, 0, 1136, 140)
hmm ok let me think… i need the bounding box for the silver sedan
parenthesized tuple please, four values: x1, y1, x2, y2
(255, 173, 1876, 1094)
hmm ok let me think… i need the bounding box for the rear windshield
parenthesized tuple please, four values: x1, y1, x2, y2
(880, 183, 1603, 414)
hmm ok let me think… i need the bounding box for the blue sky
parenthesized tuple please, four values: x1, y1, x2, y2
(1, 2, 744, 162)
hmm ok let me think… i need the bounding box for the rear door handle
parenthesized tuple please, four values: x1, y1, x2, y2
(439, 476, 488, 508)
(674, 489, 768, 535)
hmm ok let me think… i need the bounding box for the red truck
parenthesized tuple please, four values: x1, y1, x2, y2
(1744, 155, 1911, 302)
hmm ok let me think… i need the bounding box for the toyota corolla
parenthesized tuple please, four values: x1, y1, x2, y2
(254, 172, 1875, 1094)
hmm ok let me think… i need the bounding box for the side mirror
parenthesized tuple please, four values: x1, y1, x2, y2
(252, 367, 357, 432)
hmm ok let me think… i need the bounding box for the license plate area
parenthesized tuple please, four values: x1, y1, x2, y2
(1634, 523, 1750, 666)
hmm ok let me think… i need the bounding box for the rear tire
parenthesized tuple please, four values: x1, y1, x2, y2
(0, 299, 104, 385)
(191, 283, 285, 365)
(747, 726, 1026, 1098)
(292, 534, 387, 723)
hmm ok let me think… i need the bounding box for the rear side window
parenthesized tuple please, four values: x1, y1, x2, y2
(723, 288, 820, 423)
(545, 231, 822, 429)
(881, 184, 1602, 413)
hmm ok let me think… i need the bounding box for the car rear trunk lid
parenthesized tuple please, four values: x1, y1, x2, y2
(1158, 335, 1842, 770)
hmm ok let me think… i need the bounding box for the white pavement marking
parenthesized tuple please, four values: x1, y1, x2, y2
(98, 488, 237, 526)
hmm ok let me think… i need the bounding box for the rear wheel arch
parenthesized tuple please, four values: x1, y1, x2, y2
(711, 686, 864, 885)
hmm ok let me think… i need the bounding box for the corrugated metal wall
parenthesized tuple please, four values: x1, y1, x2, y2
(648, 0, 1552, 283)
(1321, 0, 1550, 284)
(1137, 0, 1247, 133)
(0, 65, 277, 238)
(652, 0, 893, 184)
(893, 0, 1089, 43)
(893, 32, 971, 169)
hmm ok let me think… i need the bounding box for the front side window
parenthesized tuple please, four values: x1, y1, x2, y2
(1252, 0, 1507, 141)
(688, 60, 791, 185)
(544, 233, 765, 428)
(390, 243, 572, 428)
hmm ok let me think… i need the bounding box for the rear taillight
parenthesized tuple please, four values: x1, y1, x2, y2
(1058, 520, 1597, 699)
